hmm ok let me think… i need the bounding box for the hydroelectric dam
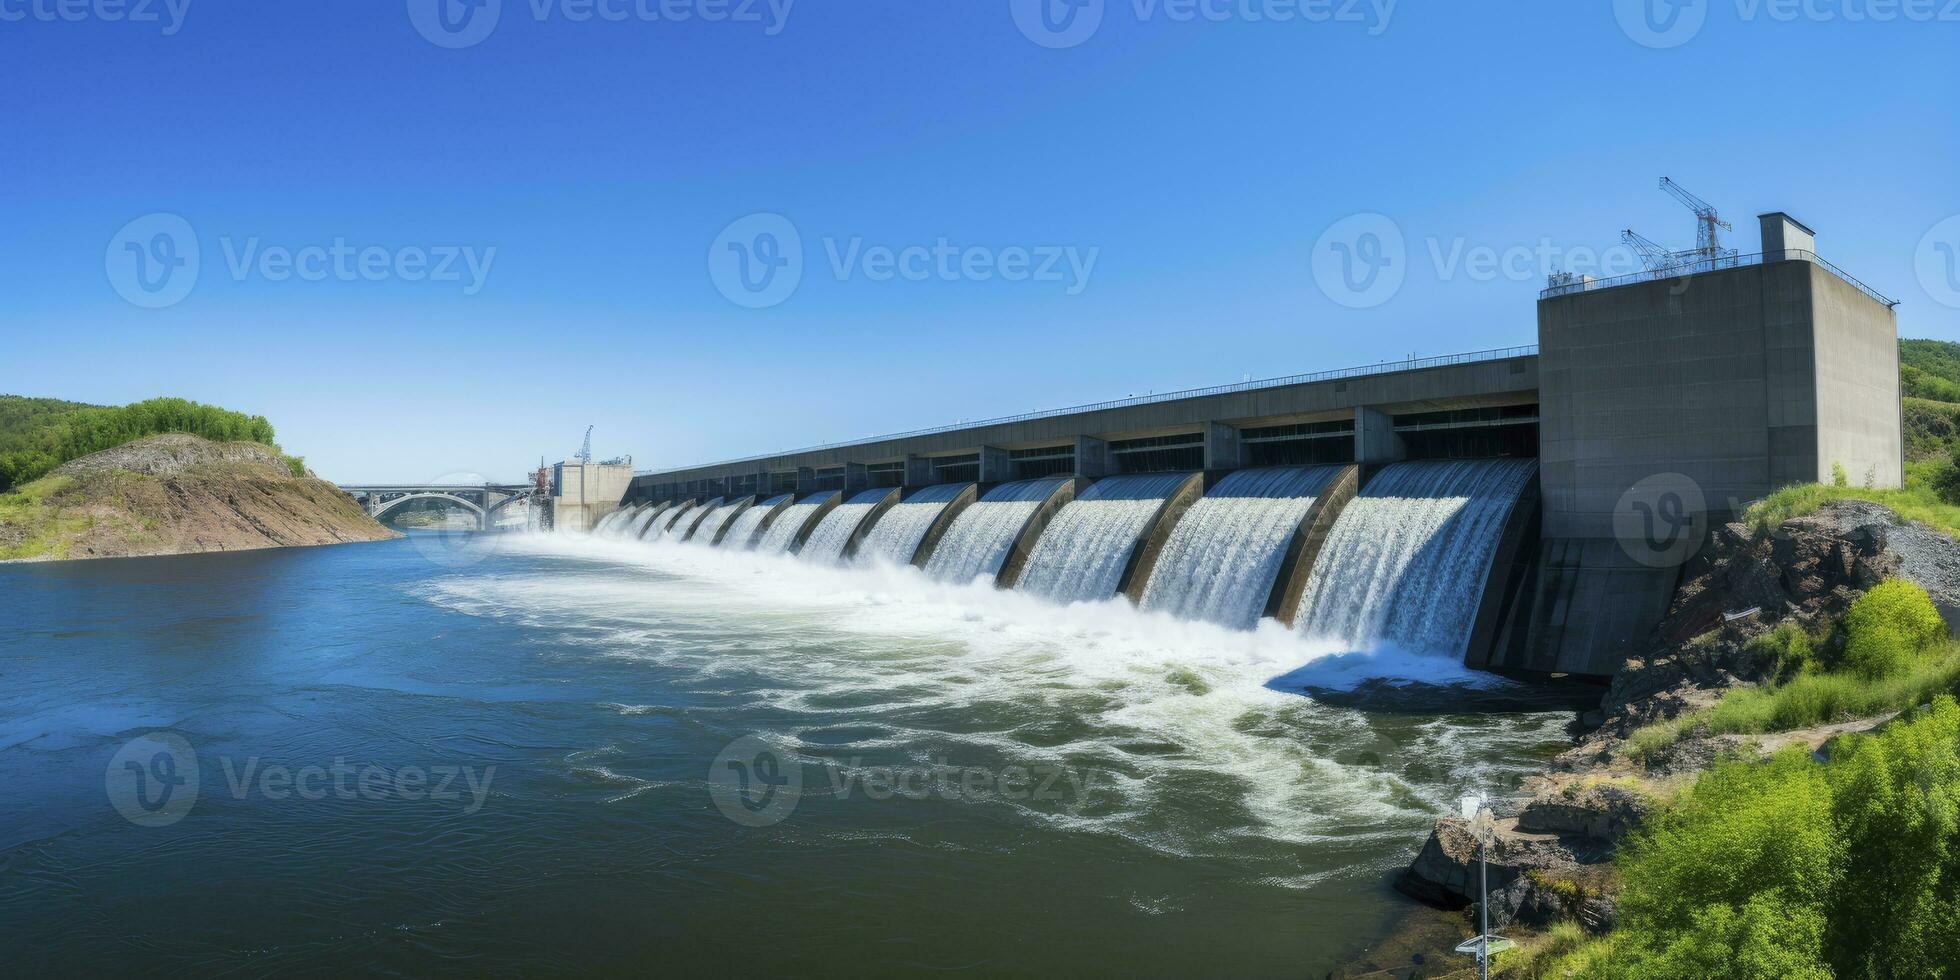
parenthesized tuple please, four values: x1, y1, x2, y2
(584, 215, 1903, 679)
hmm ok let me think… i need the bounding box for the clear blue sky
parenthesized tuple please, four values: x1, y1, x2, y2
(3, 1, 1956, 482)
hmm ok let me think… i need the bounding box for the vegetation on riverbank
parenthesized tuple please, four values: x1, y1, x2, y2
(1491, 579, 1960, 978)
(0, 395, 304, 491)
(0, 431, 391, 561)
(1624, 583, 1959, 761)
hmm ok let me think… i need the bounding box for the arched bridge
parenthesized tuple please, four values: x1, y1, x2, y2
(340, 483, 536, 531)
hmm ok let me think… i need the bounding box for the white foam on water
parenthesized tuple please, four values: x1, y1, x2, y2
(418, 532, 1564, 864)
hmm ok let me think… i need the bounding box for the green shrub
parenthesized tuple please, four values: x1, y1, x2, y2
(1841, 579, 1948, 679)
(0, 395, 278, 491)
(1596, 697, 1960, 979)
(1745, 622, 1817, 680)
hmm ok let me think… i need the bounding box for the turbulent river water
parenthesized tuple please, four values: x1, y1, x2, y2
(0, 533, 1572, 975)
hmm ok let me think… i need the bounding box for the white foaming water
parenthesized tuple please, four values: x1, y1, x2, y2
(418, 533, 1564, 862)
(922, 478, 1068, 584)
(755, 492, 835, 553)
(689, 499, 748, 545)
(1297, 458, 1536, 658)
(626, 505, 667, 539)
(669, 497, 725, 542)
(855, 483, 971, 566)
(719, 494, 790, 549)
(798, 488, 893, 564)
(1139, 467, 1341, 630)
(648, 502, 699, 540)
(593, 508, 629, 535)
(1016, 472, 1193, 603)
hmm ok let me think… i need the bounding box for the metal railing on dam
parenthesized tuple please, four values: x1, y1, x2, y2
(1539, 248, 1899, 309)
(639, 345, 1538, 476)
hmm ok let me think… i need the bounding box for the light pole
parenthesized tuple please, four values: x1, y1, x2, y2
(1453, 791, 1511, 980)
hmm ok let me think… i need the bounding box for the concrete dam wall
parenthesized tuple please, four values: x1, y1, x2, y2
(593, 458, 1541, 673)
(602, 248, 1902, 677)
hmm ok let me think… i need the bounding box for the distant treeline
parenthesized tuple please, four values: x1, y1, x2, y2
(0, 396, 280, 491)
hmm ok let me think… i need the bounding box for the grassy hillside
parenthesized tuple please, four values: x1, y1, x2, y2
(1740, 339, 1960, 537)
(0, 395, 300, 491)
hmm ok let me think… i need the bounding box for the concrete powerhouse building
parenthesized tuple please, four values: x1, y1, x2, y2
(630, 213, 1902, 676)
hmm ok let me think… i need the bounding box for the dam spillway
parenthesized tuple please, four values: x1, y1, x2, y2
(597, 460, 1537, 673)
(691, 498, 749, 544)
(755, 493, 832, 553)
(855, 483, 972, 566)
(1014, 472, 1193, 604)
(721, 493, 790, 549)
(1295, 458, 1537, 658)
(922, 477, 1070, 584)
(1137, 466, 1341, 630)
(799, 488, 894, 564)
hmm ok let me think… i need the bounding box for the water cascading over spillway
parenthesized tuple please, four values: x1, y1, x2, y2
(754, 493, 830, 553)
(649, 503, 698, 540)
(690, 500, 746, 544)
(627, 506, 666, 539)
(1295, 457, 1535, 658)
(798, 488, 891, 564)
(922, 478, 1068, 584)
(854, 483, 971, 566)
(719, 494, 790, 548)
(593, 509, 628, 535)
(1014, 472, 1192, 603)
(1138, 466, 1342, 630)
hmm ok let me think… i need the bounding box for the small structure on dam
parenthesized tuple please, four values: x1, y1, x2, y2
(614, 209, 1900, 679)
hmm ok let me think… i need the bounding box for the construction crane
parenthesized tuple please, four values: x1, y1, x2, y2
(1621, 228, 1680, 273)
(1658, 177, 1738, 268)
(576, 425, 593, 464)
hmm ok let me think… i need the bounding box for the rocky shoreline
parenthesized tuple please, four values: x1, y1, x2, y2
(1340, 501, 1960, 977)
(0, 433, 396, 561)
